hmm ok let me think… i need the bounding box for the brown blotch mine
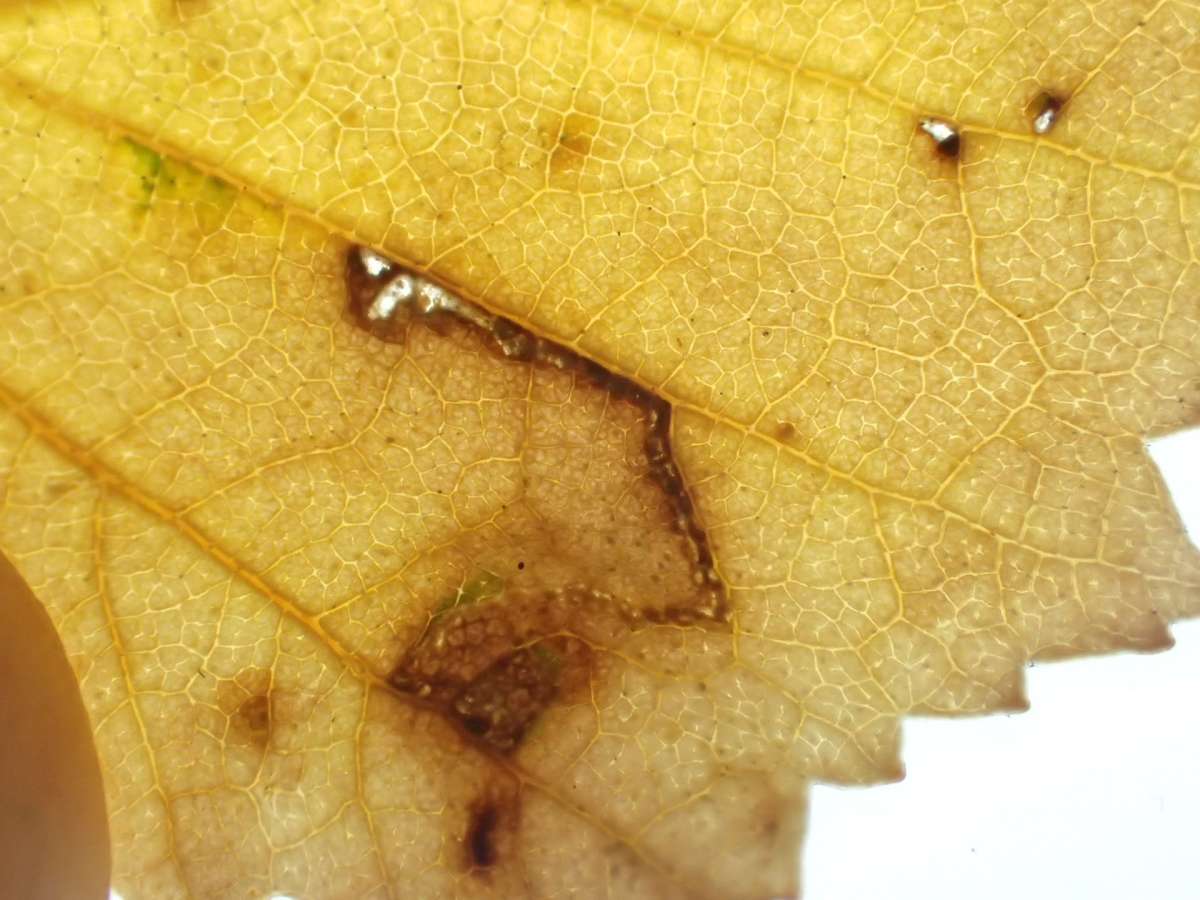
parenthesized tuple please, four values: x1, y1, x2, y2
(349, 244, 733, 762)
(343, 245, 753, 884)
(390, 588, 619, 754)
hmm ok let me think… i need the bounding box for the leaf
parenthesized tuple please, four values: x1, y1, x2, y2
(1, 0, 1198, 897)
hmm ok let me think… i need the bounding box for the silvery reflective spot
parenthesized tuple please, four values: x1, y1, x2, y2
(456, 301, 497, 332)
(358, 246, 393, 278)
(920, 117, 958, 147)
(367, 273, 415, 321)
(416, 281, 456, 316)
(1033, 102, 1059, 135)
(414, 280, 497, 330)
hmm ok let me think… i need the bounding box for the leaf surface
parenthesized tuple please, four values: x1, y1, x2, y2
(1, 0, 1198, 897)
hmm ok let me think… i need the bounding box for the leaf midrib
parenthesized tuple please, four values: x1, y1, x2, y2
(6, 75, 1194, 590)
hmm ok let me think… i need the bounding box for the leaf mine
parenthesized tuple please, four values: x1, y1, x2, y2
(346, 243, 732, 758)
(1029, 91, 1065, 135)
(919, 117, 961, 159)
(346, 244, 727, 624)
(3, 0, 1200, 895)
(341, 245, 760, 889)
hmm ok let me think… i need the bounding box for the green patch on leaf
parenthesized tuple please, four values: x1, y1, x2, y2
(117, 139, 237, 231)
(119, 138, 162, 206)
(433, 570, 504, 619)
(124, 139, 161, 180)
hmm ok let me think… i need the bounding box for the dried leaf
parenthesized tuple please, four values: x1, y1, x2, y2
(1, 1, 1198, 897)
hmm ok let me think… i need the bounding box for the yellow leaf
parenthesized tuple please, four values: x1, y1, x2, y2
(1, 0, 1198, 897)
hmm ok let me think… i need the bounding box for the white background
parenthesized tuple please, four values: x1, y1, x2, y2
(805, 430, 1200, 900)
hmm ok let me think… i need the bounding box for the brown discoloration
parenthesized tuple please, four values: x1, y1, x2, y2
(368, 688, 528, 884)
(1028, 90, 1067, 134)
(460, 779, 522, 876)
(347, 243, 740, 857)
(548, 113, 599, 186)
(216, 668, 274, 749)
(344, 246, 472, 348)
(935, 133, 960, 159)
(774, 421, 796, 441)
(389, 588, 616, 754)
(466, 800, 500, 869)
(238, 694, 270, 738)
(344, 246, 728, 626)
(453, 641, 577, 746)
(918, 118, 961, 162)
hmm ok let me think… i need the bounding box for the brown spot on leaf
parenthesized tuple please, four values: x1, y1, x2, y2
(1028, 90, 1067, 134)
(774, 421, 796, 441)
(549, 113, 598, 187)
(918, 117, 961, 162)
(466, 800, 501, 869)
(390, 588, 613, 753)
(238, 694, 270, 738)
(216, 668, 274, 750)
(460, 778, 523, 878)
(369, 692, 526, 884)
